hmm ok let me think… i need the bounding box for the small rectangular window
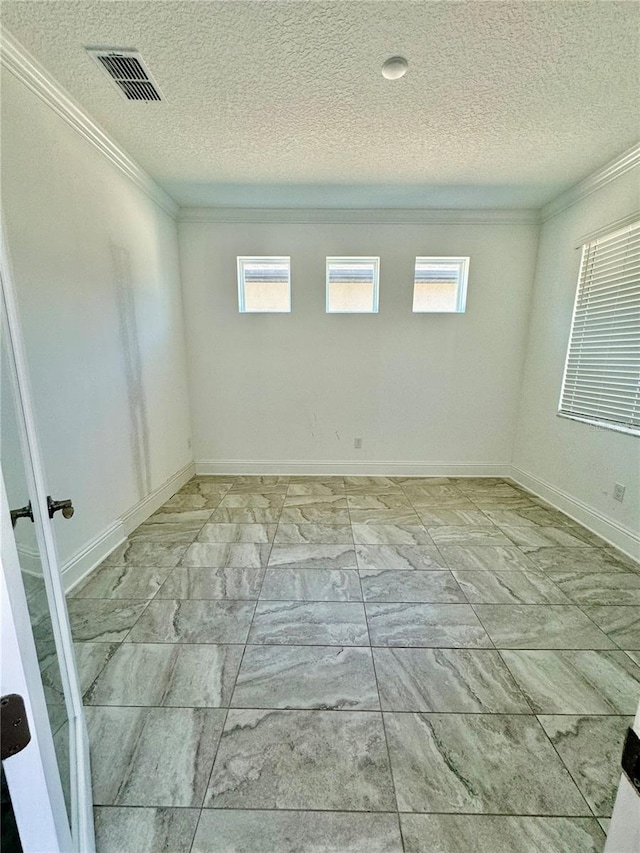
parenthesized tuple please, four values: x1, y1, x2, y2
(326, 257, 379, 313)
(238, 257, 291, 313)
(412, 257, 469, 313)
(559, 221, 640, 435)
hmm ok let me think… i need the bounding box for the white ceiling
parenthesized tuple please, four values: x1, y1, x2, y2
(3, 0, 639, 209)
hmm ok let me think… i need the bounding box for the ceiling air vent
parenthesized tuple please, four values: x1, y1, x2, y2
(86, 48, 162, 102)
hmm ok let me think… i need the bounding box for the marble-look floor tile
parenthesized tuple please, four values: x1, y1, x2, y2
(485, 508, 575, 529)
(231, 645, 379, 710)
(501, 526, 590, 548)
(544, 571, 640, 606)
(104, 540, 188, 568)
(366, 603, 492, 648)
(156, 567, 264, 599)
(286, 483, 346, 496)
(164, 493, 224, 510)
(428, 526, 512, 547)
(248, 601, 368, 646)
(219, 494, 285, 509)
(452, 569, 570, 604)
(273, 523, 353, 544)
(145, 509, 214, 525)
(228, 484, 288, 494)
(260, 568, 362, 601)
(196, 523, 276, 543)
(233, 476, 289, 487)
(72, 564, 172, 600)
(394, 476, 451, 486)
(86, 706, 225, 806)
(384, 712, 589, 815)
(450, 478, 509, 492)
(538, 715, 631, 816)
(268, 544, 357, 569)
(208, 507, 282, 523)
(373, 648, 530, 712)
(74, 642, 120, 694)
(181, 543, 271, 568)
(344, 476, 399, 491)
(407, 496, 477, 509)
(402, 485, 464, 501)
(351, 524, 432, 545)
(359, 569, 464, 602)
(349, 509, 422, 525)
(399, 815, 604, 853)
(94, 807, 200, 853)
(474, 605, 616, 649)
(179, 480, 233, 498)
(525, 547, 639, 574)
(192, 810, 402, 853)
(67, 599, 148, 643)
(347, 494, 412, 510)
(355, 545, 447, 571)
(85, 643, 243, 707)
(417, 509, 492, 527)
(126, 599, 255, 644)
(279, 506, 351, 524)
(283, 494, 348, 509)
(500, 650, 640, 714)
(129, 522, 203, 544)
(205, 709, 395, 810)
(470, 495, 540, 509)
(581, 605, 640, 649)
(438, 545, 535, 572)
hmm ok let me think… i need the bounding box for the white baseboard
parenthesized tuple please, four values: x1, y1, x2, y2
(61, 521, 125, 594)
(195, 460, 512, 477)
(509, 466, 640, 561)
(120, 462, 195, 535)
(62, 461, 195, 593)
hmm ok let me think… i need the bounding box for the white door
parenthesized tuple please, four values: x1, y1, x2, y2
(1, 230, 95, 852)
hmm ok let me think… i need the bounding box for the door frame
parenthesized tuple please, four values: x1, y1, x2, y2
(1, 221, 95, 852)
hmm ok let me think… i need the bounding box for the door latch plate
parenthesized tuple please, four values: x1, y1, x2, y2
(1, 694, 32, 760)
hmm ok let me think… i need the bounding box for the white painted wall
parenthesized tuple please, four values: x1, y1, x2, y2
(1, 70, 192, 572)
(513, 166, 640, 555)
(179, 217, 539, 472)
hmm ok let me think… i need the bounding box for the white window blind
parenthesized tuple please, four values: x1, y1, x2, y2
(559, 220, 640, 435)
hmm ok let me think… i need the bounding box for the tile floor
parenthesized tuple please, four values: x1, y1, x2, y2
(68, 476, 640, 853)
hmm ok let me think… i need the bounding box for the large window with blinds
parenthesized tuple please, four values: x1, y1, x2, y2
(558, 221, 640, 435)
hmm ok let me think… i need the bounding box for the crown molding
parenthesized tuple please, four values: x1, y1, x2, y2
(0, 28, 179, 219)
(178, 206, 540, 225)
(541, 143, 640, 223)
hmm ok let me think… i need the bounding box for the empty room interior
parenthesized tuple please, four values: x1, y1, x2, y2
(1, 1, 640, 852)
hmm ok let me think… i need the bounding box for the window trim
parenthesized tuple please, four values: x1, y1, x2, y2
(237, 255, 291, 313)
(557, 221, 640, 437)
(325, 256, 380, 314)
(412, 256, 470, 313)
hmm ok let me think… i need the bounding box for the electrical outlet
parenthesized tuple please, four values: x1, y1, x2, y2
(613, 483, 626, 502)
(354, 437, 363, 450)
(187, 437, 192, 450)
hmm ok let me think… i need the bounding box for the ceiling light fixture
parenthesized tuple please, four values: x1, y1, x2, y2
(381, 56, 408, 80)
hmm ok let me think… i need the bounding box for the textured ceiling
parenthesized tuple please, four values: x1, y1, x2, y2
(2, 0, 639, 208)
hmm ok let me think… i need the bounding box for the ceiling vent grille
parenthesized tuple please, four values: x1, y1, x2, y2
(86, 48, 162, 102)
